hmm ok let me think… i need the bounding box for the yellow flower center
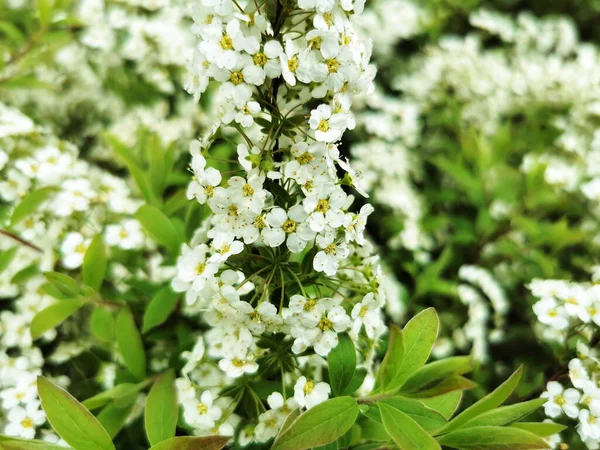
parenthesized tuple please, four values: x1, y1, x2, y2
(316, 199, 329, 213)
(195, 263, 206, 274)
(358, 306, 369, 318)
(253, 52, 267, 66)
(318, 318, 333, 331)
(327, 58, 339, 73)
(304, 299, 317, 311)
(324, 243, 337, 255)
(232, 357, 246, 367)
(220, 34, 233, 50)
(197, 403, 208, 414)
(282, 219, 297, 233)
(21, 417, 34, 428)
(229, 205, 239, 217)
(303, 380, 315, 394)
(317, 119, 330, 132)
(75, 243, 87, 254)
(242, 183, 254, 196)
(323, 13, 333, 27)
(297, 152, 314, 165)
(231, 71, 244, 85)
(287, 56, 299, 73)
(254, 215, 266, 229)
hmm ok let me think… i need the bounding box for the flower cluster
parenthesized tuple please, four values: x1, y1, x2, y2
(172, 0, 385, 441)
(0, 102, 176, 441)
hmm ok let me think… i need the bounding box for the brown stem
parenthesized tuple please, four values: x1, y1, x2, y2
(0, 229, 43, 253)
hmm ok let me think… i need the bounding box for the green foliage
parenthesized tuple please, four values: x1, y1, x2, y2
(30, 299, 83, 339)
(116, 307, 147, 380)
(83, 235, 108, 291)
(272, 397, 359, 450)
(37, 376, 115, 450)
(145, 370, 178, 446)
(328, 333, 357, 396)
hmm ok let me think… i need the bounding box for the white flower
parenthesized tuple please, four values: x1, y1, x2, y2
(105, 219, 144, 250)
(187, 141, 222, 204)
(60, 232, 91, 269)
(4, 402, 46, 439)
(219, 353, 259, 378)
(182, 391, 222, 429)
(264, 205, 316, 253)
(53, 178, 96, 217)
(176, 244, 220, 292)
(314, 232, 349, 276)
(533, 297, 569, 330)
(294, 376, 330, 409)
(351, 293, 381, 338)
(579, 404, 600, 441)
(309, 104, 348, 142)
(541, 381, 580, 418)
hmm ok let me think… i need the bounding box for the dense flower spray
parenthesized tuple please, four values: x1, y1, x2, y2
(172, 0, 386, 441)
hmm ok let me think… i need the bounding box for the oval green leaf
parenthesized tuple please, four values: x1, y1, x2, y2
(91, 306, 115, 342)
(437, 425, 549, 449)
(116, 307, 146, 379)
(145, 369, 178, 446)
(328, 333, 356, 396)
(30, 299, 83, 340)
(142, 287, 179, 333)
(148, 436, 230, 450)
(379, 402, 441, 450)
(10, 187, 56, 226)
(37, 376, 115, 450)
(135, 205, 181, 254)
(44, 271, 79, 298)
(83, 234, 107, 291)
(0, 435, 67, 450)
(386, 308, 439, 393)
(272, 397, 359, 450)
(436, 366, 523, 435)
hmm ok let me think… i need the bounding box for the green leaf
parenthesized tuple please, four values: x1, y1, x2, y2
(142, 287, 179, 333)
(116, 307, 147, 379)
(386, 308, 439, 392)
(436, 366, 523, 435)
(97, 399, 137, 438)
(145, 369, 178, 446)
(462, 398, 547, 428)
(420, 391, 463, 420)
(10, 264, 40, 284)
(341, 369, 368, 396)
(328, 333, 356, 396)
(37, 376, 115, 450)
(272, 397, 359, 450)
(0, 22, 26, 45)
(0, 247, 18, 274)
(83, 382, 148, 410)
(36, 0, 54, 26)
(83, 234, 107, 291)
(410, 375, 477, 398)
(44, 272, 79, 298)
(104, 134, 158, 206)
(380, 397, 447, 431)
(148, 436, 231, 450)
(375, 324, 403, 391)
(437, 426, 549, 449)
(0, 435, 66, 450)
(510, 422, 567, 437)
(30, 299, 83, 339)
(378, 402, 440, 450)
(91, 307, 115, 342)
(401, 356, 472, 393)
(10, 187, 55, 226)
(135, 204, 181, 254)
